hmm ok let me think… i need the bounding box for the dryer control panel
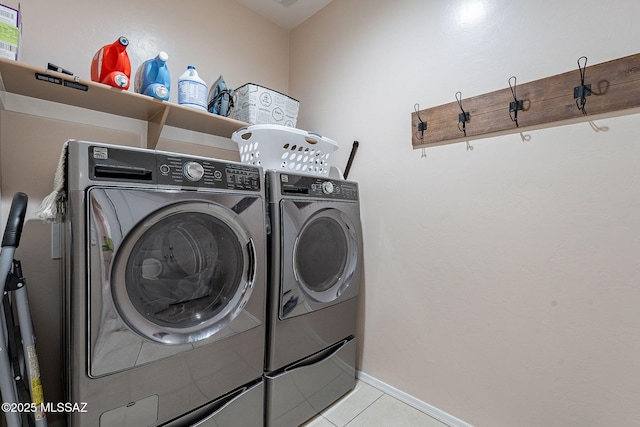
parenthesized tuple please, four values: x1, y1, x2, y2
(280, 173, 358, 201)
(157, 153, 261, 191)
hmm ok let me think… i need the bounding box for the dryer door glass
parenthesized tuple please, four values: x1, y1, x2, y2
(111, 201, 256, 345)
(292, 209, 358, 304)
(295, 217, 347, 292)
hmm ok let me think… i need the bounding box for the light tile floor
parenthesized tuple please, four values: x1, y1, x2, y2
(303, 380, 450, 427)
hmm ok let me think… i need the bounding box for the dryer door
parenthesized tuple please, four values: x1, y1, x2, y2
(88, 188, 265, 376)
(280, 200, 362, 319)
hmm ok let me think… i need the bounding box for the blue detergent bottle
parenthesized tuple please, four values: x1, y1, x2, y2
(134, 51, 171, 101)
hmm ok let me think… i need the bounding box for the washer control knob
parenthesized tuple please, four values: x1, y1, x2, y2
(183, 161, 205, 181)
(322, 181, 334, 194)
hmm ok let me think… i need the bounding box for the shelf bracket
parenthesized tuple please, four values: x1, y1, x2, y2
(147, 105, 170, 149)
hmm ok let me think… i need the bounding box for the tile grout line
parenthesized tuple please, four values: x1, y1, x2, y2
(321, 415, 339, 427)
(341, 392, 386, 427)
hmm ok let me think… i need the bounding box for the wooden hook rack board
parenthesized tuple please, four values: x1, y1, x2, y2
(411, 52, 640, 149)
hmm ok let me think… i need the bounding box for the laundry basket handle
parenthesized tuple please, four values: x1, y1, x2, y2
(2, 192, 28, 248)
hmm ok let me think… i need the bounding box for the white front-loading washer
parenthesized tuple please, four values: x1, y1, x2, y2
(63, 140, 266, 426)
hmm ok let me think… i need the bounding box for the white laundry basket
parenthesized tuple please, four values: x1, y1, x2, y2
(232, 124, 339, 176)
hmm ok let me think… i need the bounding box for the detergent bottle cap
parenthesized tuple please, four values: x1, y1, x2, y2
(158, 51, 169, 63)
(154, 85, 169, 99)
(114, 74, 129, 87)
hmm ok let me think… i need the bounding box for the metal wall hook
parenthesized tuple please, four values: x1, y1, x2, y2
(508, 76, 524, 126)
(574, 56, 591, 113)
(455, 91, 470, 136)
(414, 103, 427, 140)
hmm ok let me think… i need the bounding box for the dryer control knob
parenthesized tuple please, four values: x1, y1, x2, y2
(322, 181, 334, 194)
(183, 161, 205, 181)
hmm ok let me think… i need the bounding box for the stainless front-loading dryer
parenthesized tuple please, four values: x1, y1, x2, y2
(63, 140, 266, 426)
(265, 171, 362, 427)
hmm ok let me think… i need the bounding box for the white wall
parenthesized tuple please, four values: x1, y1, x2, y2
(14, 0, 289, 102)
(290, 1, 640, 426)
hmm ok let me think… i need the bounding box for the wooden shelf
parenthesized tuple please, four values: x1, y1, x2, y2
(0, 57, 249, 148)
(411, 52, 640, 149)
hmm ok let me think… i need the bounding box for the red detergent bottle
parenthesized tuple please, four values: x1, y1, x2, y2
(91, 36, 131, 89)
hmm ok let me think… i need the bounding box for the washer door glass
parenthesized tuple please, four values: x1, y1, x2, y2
(292, 209, 358, 303)
(112, 201, 254, 344)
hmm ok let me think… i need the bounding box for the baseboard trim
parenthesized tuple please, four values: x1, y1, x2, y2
(356, 371, 474, 427)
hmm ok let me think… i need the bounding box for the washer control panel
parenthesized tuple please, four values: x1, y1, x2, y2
(157, 153, 261, 191)
(280, 173, 358, 201)
(182, 161, 205, 181)
(86, 145, 261, 191)
(88, 145, 157, 183)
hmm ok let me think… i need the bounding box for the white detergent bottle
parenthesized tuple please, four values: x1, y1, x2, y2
(178, 65, 208, 111)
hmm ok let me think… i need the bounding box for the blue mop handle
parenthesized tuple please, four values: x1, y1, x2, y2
(2, 192, 28, 248)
